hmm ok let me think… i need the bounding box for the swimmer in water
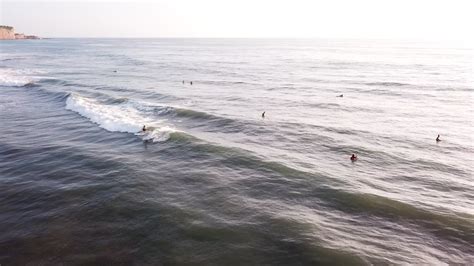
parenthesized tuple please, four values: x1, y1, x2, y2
(262, 111, 265, 118)
(190, 81, 193, 85)
(436, 134, 441, 142)
(350, 154, 357, 161)
(142, 125, 146, 132)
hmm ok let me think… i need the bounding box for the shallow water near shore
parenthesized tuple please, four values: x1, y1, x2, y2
(1, 38, 473, 264)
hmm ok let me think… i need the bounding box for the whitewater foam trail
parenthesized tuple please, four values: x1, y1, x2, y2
(65, 94, 176, 142)
(0, 68, 35, 87)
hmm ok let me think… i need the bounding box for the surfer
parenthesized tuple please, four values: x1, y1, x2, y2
(142, 125, 147, 132)
(262, 111, 265, 118)
(182, 80, 184, 84)
(436, 134, 441, 142)
(350, 154, 357, 161)
(190, 81, 193, 85)
(337, 94, 343, 97)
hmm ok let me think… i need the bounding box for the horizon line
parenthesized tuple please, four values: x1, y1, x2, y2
(19, 36, 473, 42)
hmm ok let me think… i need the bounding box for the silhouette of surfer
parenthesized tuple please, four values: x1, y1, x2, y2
(350, 154, 357, 161)
(436, 134, 441, 142)
(142, 125, 147, 132)
(262, 111, 265, 118)
(337, 94, 343, 97)
(190, 81, 193, 85)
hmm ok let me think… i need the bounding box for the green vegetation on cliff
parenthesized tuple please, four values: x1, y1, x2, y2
(0, 25, 14, 30)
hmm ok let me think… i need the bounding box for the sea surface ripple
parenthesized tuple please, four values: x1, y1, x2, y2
(1, 39, 473, 265)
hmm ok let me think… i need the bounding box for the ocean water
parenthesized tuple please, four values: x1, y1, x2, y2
(0, 38, 473, 265)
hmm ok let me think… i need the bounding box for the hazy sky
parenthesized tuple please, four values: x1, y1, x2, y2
(1, 0, 473, 40)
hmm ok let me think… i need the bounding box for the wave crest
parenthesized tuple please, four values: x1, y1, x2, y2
(65, 94, 176, 142)
(0, 68, 35, 87)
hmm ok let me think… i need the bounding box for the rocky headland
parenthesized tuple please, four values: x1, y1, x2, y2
(0, 25, 40, 40)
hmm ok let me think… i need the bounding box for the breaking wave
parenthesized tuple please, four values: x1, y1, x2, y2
(0, 68, 36, 87)
(65, 94, 176, 142)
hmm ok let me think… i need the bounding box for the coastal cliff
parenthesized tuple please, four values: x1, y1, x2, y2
(0, 25, 39, 40)
(0, 26, 15, 39)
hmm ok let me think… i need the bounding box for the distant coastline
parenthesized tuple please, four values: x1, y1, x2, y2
(0, 25, 40, 40)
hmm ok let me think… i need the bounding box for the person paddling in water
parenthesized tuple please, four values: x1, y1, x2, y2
(350, 154, 357, 161)
(436, 134, 441, 142)
(142, 125, 147, 132)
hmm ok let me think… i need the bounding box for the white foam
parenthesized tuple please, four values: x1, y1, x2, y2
(65, 94, 176, 142)
(0, 68, 34, 87)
